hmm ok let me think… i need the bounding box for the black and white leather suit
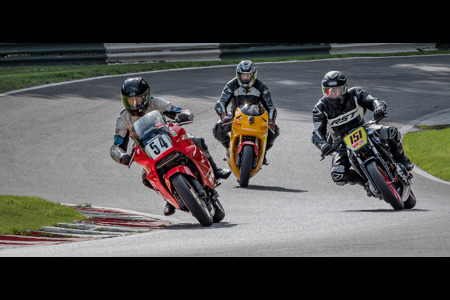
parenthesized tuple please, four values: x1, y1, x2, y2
(212, 77, 280, 150)
(311, 87, 410, 186)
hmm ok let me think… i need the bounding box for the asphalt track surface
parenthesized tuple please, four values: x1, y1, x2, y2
(1, 55, 450, 257)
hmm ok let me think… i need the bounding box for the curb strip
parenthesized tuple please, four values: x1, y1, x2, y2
(0, 204, 173, 250)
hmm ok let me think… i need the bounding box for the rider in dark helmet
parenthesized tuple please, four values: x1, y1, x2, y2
(213, 60, 280, 164)
(111, 77, 231, 216)
(312, 71, 413, 195)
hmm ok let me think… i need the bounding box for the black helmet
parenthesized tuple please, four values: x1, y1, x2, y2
(321, 71, 348, 106)
(236, 60, 257, 89)
(121, 77, 151, 117)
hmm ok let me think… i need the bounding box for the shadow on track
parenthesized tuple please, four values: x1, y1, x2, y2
(234, 185, 307, 193)
(342, 209, 430, 213)
(164, 222, 239, 231)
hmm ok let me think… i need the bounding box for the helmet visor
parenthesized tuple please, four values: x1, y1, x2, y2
(322, 86, 346, 99)
(124, 96, 144, 109)
(237, 72, 256, 86)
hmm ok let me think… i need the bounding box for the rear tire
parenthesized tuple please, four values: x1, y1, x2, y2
(239, 145, 254, 188)
(171, 174, 213, 227)
(366, 161, 404, 211)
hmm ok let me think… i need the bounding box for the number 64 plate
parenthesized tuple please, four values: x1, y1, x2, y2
(144, 134, 173, 159)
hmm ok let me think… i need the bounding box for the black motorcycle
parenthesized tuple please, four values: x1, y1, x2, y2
(322, 118, 417, 211)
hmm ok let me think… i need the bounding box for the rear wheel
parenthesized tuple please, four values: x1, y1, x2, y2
(366, 161, 404, 210)
(239, 145, 254, 188)
(171, 174, 213, 227)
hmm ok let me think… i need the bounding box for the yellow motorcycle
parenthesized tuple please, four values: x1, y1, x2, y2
(225, 104, 269, 187)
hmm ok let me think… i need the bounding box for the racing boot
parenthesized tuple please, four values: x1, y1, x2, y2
(164, 201, 176, 216)
(263, 151, 269, 165)
(142, 169, 155, 191)
(209, 156, 231, 180)
(345, 170, 373, 197)
(389, 138, 414, 171)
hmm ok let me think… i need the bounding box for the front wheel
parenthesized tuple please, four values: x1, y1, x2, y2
(404, 190, 417, 209)
(239, 145, 254, 188)
(212, 198, 225, 223)
(366, 161, 404, 211)
(171, 174, 213, 227)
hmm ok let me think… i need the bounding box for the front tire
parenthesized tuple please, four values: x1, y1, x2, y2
(239, 145, 254, 188)
(366, 161, 404, 211)
(404, 190, 417, 209)
(212, 198, 225, 223)
(171, 174, 213, 227)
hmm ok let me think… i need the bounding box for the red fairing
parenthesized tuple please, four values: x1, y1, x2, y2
(132, 122, 215, 210)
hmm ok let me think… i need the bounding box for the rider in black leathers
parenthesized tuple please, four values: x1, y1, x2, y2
(213, 60, 280, 164)
(311, 71, 413, 193)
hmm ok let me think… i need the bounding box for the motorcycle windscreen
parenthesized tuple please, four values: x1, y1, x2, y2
(239, 104, 265, 116)
(132, 110, 173, 159)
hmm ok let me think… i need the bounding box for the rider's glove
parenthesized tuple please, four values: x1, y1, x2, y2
(319, 142, 333, 156)
(120, 154, 132, 166)
(268, 119, 276, 133)
(175, 110, 193, 123)
(373, 106, 386, 121)
(220, 112, 233, 125)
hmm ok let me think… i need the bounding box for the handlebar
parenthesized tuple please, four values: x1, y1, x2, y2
(319, 116, 386, 161)
(171, 120, 193, 126)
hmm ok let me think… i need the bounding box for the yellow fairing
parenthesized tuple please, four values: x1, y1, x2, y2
(226, 106, 269, 179)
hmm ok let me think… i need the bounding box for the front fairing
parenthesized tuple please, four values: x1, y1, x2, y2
(227, 104, 269, 179)
(132, 111, 173, 160)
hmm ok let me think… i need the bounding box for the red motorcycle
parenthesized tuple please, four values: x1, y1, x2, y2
(128, 110, 225, 227)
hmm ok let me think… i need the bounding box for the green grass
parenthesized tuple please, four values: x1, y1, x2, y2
(0, 195, 88, 235)
(1, 50, 450, 94)
(403, 126, 450, 182)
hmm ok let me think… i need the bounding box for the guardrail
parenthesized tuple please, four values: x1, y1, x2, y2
(0, 43, 107, 66)
(0, 43, 447, 66)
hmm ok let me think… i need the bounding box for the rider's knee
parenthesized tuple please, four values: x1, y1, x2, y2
(379, 126, 400, 142)
(331, 165, 347, 186)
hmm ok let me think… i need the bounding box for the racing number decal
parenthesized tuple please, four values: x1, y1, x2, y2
(349, 130, 362, 145)
(344, 126, 367, 151)
(149, 136, 169, 155)
(145, 134, 172, 159)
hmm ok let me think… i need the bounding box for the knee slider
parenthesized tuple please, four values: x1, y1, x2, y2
(379, 126, 399, 141)
(331, 165, 347, 185)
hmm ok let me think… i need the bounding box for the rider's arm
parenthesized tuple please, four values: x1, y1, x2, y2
(257, 80, 277, 120)
(148, 96, 193, 122)
(215, 79, 236, 116)
(110, 109, 131, 164)
(311, 100, 329, 149)
(352, 87, 387, 120)
(352, 87, 386, 111)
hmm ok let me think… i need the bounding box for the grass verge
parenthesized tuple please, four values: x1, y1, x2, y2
(0, 195, 88, 235)
(1, 50, 450, 94)
(403, 125, 450, 182)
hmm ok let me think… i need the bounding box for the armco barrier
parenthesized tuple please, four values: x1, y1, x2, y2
(329, 43, 438, 54)
(105, 43, 221, 64)
(219, 43, 331, 60)
(0, 43, 107, 66)
(0, 43, 447, 66)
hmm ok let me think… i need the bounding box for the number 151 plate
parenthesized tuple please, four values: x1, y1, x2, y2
(343, 126, 367, 151)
